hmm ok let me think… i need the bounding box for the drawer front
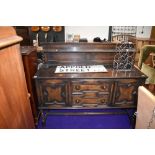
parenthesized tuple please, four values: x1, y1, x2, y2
(71, 80, 113, 107)
(72, 80, 111, 92)
(72, 94, 109, 107)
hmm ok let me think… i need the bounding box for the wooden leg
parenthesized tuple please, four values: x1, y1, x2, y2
(40, 110, 46, 128)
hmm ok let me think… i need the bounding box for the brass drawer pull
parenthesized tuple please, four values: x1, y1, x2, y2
(101, 85, 106, 90)
(75, 99, 80, 103)
(101, 99, 105, 103)
(75, 85, 81, 90)
(28, 93, 31, 98)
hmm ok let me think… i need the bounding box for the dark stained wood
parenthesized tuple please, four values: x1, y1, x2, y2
(35, 65, 145, 79)
(21, 46, 38, 125)
(41, 42, 135, 54)
(15, 26, 32, 46)
(41, 42, 135, 66)
(150, 26, 155, 39)
(34, 42, 146, 126)
(0, 27, 34, 128)
(35, 66, 146, 108)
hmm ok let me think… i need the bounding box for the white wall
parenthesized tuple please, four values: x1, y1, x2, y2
(65, 26, 109, 42)
(136, 26, 152, 38)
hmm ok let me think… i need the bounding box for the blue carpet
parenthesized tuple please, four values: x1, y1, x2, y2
(37, 109, 135, 129)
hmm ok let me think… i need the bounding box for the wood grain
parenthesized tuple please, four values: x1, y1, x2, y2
(21, 46, 38, 125)
(0, 27, 34, 128)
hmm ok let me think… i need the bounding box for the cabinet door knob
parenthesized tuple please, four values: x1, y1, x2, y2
(75, 85, 80, 90)
(101, 85, 106, 90)
(101, 99, 105, 103)
(75, 99, 80, 103)
(28, 93, 31, 98)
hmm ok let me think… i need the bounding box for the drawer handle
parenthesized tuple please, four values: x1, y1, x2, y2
(75, 99, 80, 103)
(100, 99, 105, 103)
(101, 85, 106, 90)
(75, 85, 81, 90)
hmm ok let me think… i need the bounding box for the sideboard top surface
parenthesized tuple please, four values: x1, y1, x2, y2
(35, 65, 146, 79)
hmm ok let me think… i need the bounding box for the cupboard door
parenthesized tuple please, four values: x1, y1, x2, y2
(113, 79, 138, 107)
(37, 80, 69, 108)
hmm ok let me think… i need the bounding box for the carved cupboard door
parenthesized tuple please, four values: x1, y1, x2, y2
(37, 79, 69, 108)
(113, 79, 138, 107)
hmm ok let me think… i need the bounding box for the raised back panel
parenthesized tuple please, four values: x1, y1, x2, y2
(41, 42, 135, 66)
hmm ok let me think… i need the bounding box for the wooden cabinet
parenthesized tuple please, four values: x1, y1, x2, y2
(0, 27, 34, 128)
(36, 79, 69, 108)
(71, 80, 113, 107)
(113, 79, 139, 106)
(35, 77, 145, 110)
(15, 26, 31, 46)
(34, 43, 147, 126)
(21, 46, 38, 124)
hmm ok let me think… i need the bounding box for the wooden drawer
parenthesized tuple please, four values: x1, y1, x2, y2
(72, 80, 111, 92)
(72, 94, 109, 107)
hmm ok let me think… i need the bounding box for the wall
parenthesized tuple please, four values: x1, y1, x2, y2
(65, 26, 152, 42)
(136, 26, 152, 38)
(65, 26, 109, 42)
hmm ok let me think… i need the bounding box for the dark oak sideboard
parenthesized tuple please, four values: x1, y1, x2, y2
(34, 42, 147, 126)
(35, 65, 146, 108)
